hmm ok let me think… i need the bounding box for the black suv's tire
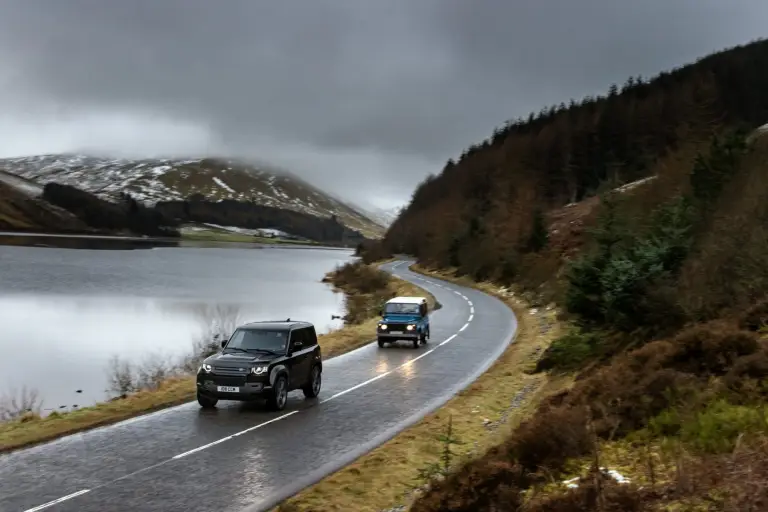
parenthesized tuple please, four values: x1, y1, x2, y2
(267, 374, 289, 411)
(420, 331, 427, 344)
(197, 392, 218, 409)
(302, 365, 322, 398)
(412, 338, 419, 349)
(377, 337, 386, 348)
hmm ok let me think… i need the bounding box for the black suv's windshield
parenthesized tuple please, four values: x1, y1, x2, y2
(384, 302, 420, 315)
(225, 329, 288, 353)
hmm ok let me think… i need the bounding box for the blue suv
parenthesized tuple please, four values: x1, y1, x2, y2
(377, 296, 430, 349)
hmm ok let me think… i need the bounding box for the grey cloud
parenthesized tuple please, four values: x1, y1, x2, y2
(1, 0, 767, 208)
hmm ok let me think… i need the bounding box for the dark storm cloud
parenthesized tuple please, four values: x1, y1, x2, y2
(0, 0, 766, 208)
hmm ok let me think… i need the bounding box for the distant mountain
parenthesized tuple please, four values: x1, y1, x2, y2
(348, 203, 403, 228)
(0, 154, 384, 238)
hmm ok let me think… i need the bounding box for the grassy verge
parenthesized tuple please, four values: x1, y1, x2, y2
(275, 264, 567, 512)
(0, 262, 430, 454)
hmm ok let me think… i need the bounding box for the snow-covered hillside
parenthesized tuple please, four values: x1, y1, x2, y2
(349, 203, 403, 228)
(0, 154, 384, 238)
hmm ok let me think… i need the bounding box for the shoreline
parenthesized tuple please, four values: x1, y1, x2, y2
(0, 263, 434, 454)
(0, 230, 359, 251)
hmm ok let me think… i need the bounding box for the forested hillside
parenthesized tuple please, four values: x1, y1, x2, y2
(377, 39, 768, 286)
(367, 38, 768, 511)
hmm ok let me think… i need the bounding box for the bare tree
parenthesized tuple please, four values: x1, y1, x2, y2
(181, 303, 245, 373)
(0, 386, 43, 421)
(105, 355, 136, 397)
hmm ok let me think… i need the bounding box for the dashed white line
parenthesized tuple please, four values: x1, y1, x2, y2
(439, 334, 458, 346)
(230, 411, 299, 437)
(470, 306, 475, 314)
(173, 411, 300, 459)
(23, 490, 91, 512)
(459, 323, 469, 332)
(320, 372, 392, 404)
(468, 300, 473, 306)
(468, 314, 474, 322)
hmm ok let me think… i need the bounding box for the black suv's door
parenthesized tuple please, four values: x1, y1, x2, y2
(288, 327, 312, 389)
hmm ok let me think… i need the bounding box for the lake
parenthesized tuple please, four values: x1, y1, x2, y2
(0, 241, 355, 414)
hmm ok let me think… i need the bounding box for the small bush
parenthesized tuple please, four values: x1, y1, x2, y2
(650, 399, 768, 454)
(328, 261, 390, 294)
(326, 261, 394, 324)
(664, 321, 760, 375)
(409, 459, 526, 512)
(739, 299, 768, 332)
(512, 406, 592, 473)
(524, 480, 647, 512)
(535, 328, 605, 372)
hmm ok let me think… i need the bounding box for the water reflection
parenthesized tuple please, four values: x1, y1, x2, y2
(0, 296, 345, 413)
(0, 244, 354, 412)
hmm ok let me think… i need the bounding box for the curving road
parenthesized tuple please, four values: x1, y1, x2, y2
(0, 260, 517, 512)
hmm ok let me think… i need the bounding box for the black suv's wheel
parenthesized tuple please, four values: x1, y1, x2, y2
(197, 392, 218, 409)
(420, 331, 427, 344)
(267, 374, 288, 411)
(412, 338, 419, 349)
(303, 365, 322, 398)
(377, 337, 386, 348)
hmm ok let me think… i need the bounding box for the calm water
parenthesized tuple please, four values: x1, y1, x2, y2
(0, 243, 354, 413)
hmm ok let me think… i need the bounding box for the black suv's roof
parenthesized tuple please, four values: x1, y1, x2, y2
(238, 320, 314, 331)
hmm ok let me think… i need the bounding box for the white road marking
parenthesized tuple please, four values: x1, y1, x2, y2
(439, 334, 458, 346)
(231, 411, 299, 437)
(459, 323, 469, 332)
(23, 490, 91, 512)
(470, 306, 475, 314)
(402, 349, 435, 365)
(468, 300, 473, 306)
(320, 372, 392, 404)
(468, 314, 474, 322)
(173, 410, 299, 459)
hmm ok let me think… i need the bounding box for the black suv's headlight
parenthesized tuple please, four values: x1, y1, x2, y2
(250, 365, 269, 375)
(406, 325, 415, 331)
(199, 363, 212, 373)
(378, 324, 387, 330)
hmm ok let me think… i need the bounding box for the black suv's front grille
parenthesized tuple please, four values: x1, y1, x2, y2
(209, 375, 247, 387)
(213, 366, 249, 376)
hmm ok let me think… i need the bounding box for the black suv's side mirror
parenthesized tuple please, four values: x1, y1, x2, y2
(220, 340, 227, 348)
(379, 308, 383, 316)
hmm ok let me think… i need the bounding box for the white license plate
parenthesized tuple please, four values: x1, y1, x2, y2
(217, 386, 240, 393)
(390, 331, 403, 334)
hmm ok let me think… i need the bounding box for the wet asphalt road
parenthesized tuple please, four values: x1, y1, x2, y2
(0, 260, 517, 512)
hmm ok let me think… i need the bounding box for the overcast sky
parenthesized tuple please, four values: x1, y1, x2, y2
(0, 1, 766, 209)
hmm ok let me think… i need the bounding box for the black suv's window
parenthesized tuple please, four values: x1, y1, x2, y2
(306, 326, 318, 346)
(227, 328, 288, 353)
(290, 327, 308, 350)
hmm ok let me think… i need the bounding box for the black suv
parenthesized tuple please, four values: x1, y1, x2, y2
(196, 320, 322, 411)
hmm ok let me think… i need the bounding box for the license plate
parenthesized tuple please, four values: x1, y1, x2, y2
(390, 331, 403, 334)
(217, 386, 239, 393)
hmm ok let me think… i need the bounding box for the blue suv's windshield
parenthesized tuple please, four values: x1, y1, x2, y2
(384, 302, 420, 315)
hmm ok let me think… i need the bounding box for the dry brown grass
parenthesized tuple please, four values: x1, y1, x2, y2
(274, 265, 567, 512)
(0, 264, 430, 454)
